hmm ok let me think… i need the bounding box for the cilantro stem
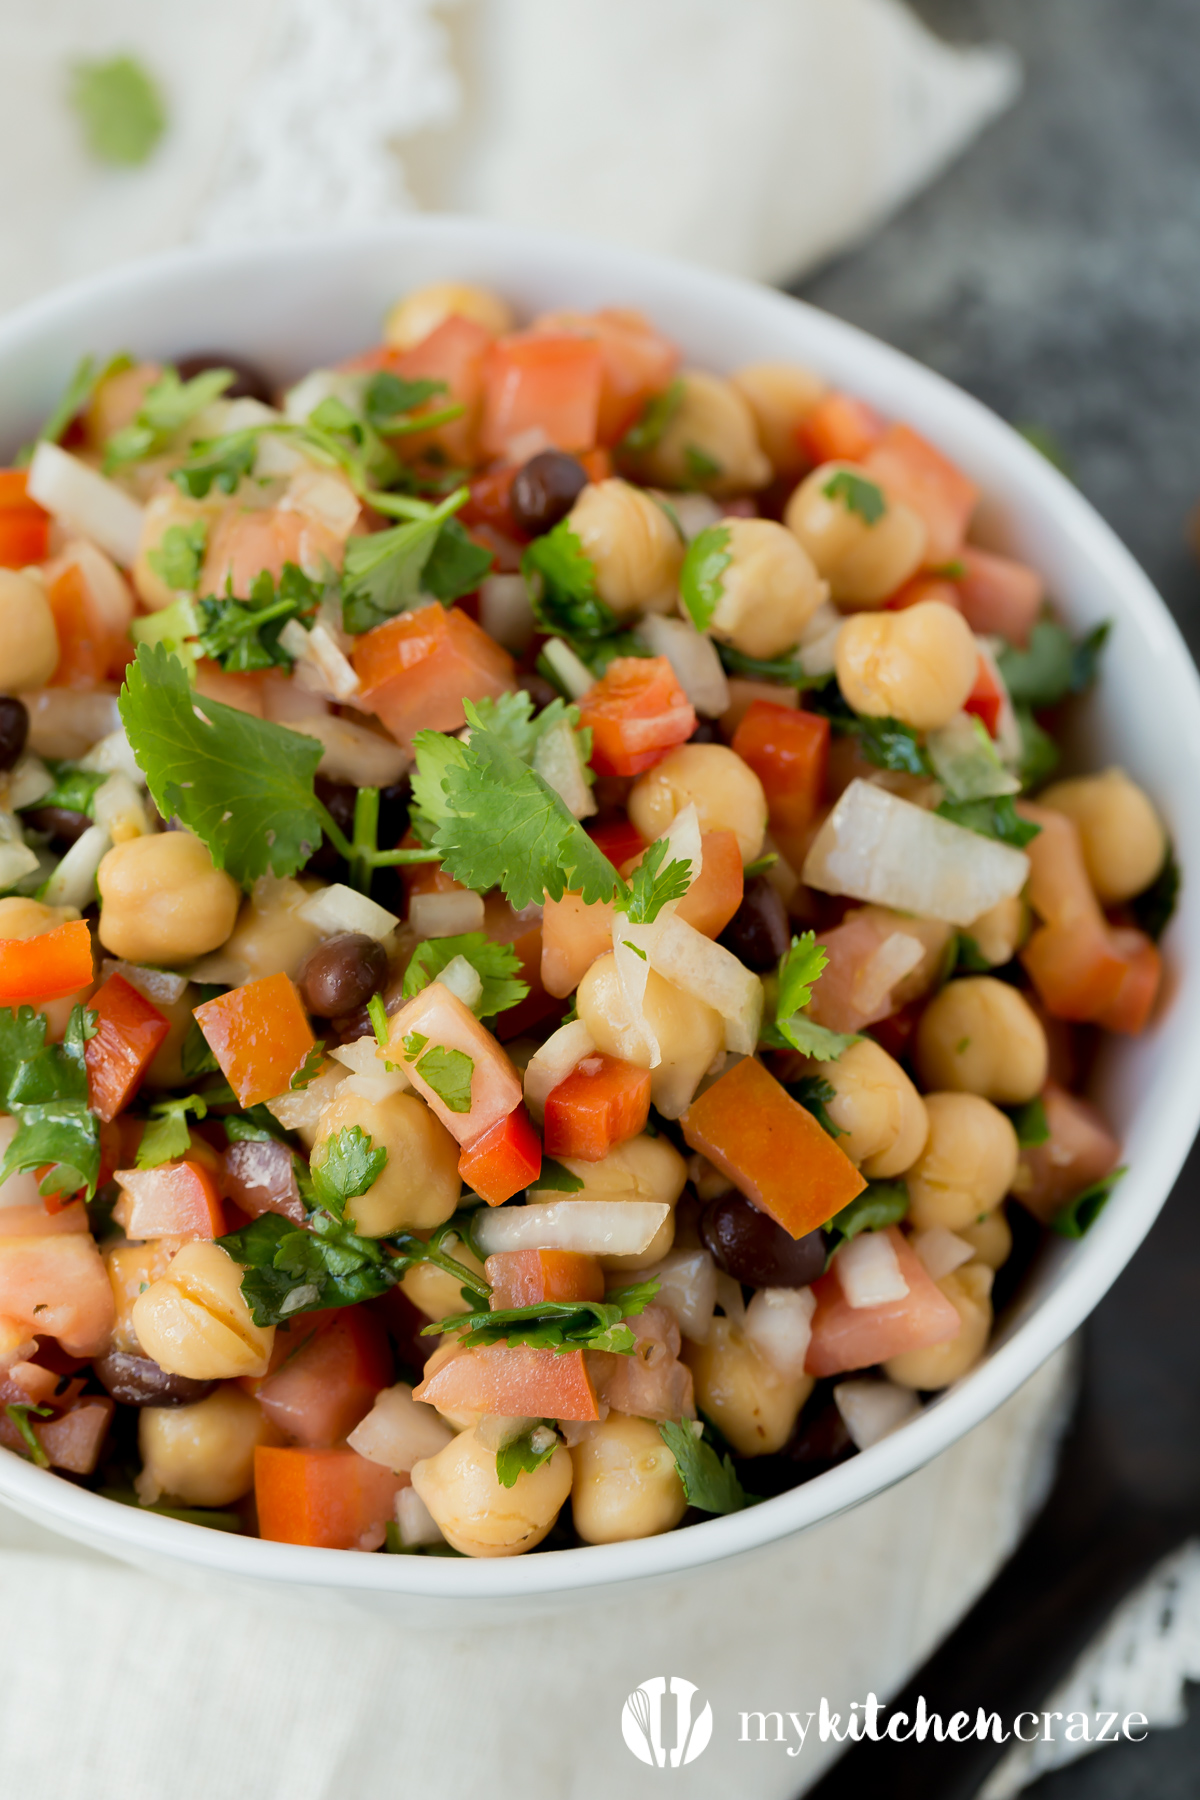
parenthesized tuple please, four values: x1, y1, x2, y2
(5, 1402, 52, 1467)
(375, 402, 466, 438)
(315, 791, 438, 892)
(362, 484, 470, 523)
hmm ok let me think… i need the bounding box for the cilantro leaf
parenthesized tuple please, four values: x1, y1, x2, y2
(683, 445, 722, 486)
(217, 1211, 393, 1325)
(766, 933, 857, 1061)
(15, 759, 106, 822)
(824, 1183, 910, 1263)
(147, 520, 208, 594)
(402, 933, 529, 1019)
(619, 379, 683, 454)
(659, 1420, 752, 1514)
(420, 517, 494, 603)
(1007, 1097, 1050, 1148)
(136, 1093, 210, 1169)
(0, 1101, 100, 1200)
(495, 1426, 559, 1488)
(716, 644, 830, 690)
(789, 1074, 845, 1140)
(1013, 704, 1060, 790)
(952, 933, 993, 975)
(170, 431, 258, 499)
(69, 55, 166, 168)
(822, 470, 887, 525)
(341, 492, 469, 634)
(679, 525, 731, 634)
(0, 1004, 100, 1199)
(856, 717, 931, 776)
(289, 1043, 326, 1090)
(195, 564, 322, 672)
(363, 372, 446, 427)
(1052, 1166, 1126, 1239)
(5, 1402, 52, 1467)
(105, 366, 233, 470)
(25, 354, 132, 460)
(119, 642, 326, 885)
(414, 1046, 474, 1113)
(936, 796, 1041, 848)
(309, 1126, 387, 1222)
(423, 1278, 659, 1352)
(522, 523, 616, 643)
(996, 619, 1110, 710)
(531, 1159, 585, 1193)
(0, 1006, 61, 1105)
(619, 838, 692, 926)
(1131, 846, 1180, 942)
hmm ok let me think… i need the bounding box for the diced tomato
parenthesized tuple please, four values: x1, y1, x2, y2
(586, 817, 647, 867)
(46, 562, 108, 687)
(0, 470, 50, 567)
(533, 308, 681, 445)
(1018, 803, 1128, 1021)
(956, 546, 1043, 648)
(462, 464, 521, 538)
(0, 1201, 89, 1238)
(458, 1104, 542, 1205)
(681, 1056, 866, 1238)
(33, 1397, 115, 1474)
(192, 659, 268, 717)
(256, 1308, 392, 1448)
(96, 1114, 143, 1191)
(591, 1305, 694, 1422)
(348, 316, 493, 465)
(540, 890, 616, 999)
(413, 1342, 598, 1421)
(0, 919, 93, 1005)
(805, 1228, 963, 1376)
(578, 447, 614, 484)
(193, 973, 317, 1108)
(480, 331, 604, 460)
(255, 1444, 406, 1550)
(84, 972, 169, 1123)
(798, 392, 885, 466)
(0, 1360, 59, 1405)
(543, 1053, 651, 1162)
(352, 601, 516, 746)
(806, 911, 940, 1036)
(731, 701, 830, 871)
(721, 678, 798, 739)
(1093, 927, 1161, 1036)
(963, 654, 1005, 738)
(863, 424, 979, 565)
(485, 1249, 605, 1310)
(0, 1233, 114, 1357)
(1013, 1083, 1121, 1226)
(885, 575, 962, 612)
(113, 1160, 225, 1240)
(576, 655, 696, 778)
(387, 982, 524, 1145)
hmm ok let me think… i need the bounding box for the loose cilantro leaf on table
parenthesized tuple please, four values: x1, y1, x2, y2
(1053, 1167, 1126, 1239)
(619, 380, 683, 455)
(1007, 1097, 1050, 1148)
(120, 642, 326, 885)
(936, 796, 1041, 848)
(760, 932, 856, 1061)
(69, 55, 167, 168)
(678, 525, 731, 633)
(822, 470, 886, 525)
(423, 1278, 660, 1354)
(1132, 846, 1180, 942)
(136, 1092, 211, 1169)
(823, 1183, 910, 1264)
(659, 1420, 754, 1514)
(495, 1426, 559, 1489)
(105, 366, 233, 471)
(147, 520, 208, 594)
(0, 1004, 100, 1199)
(402, 933, 529, 1019)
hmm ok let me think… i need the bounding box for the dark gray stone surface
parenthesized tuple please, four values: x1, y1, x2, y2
(794, 0, 1200, 651)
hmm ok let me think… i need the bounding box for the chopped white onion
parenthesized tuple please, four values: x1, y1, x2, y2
(479, 575, 536, 653)
(644, 914, 763, 1054)
(744, 1286, 817, 1378)
(78, 728, 144, 787)
(655, 491, 721, 541)
(287, 712, 410, 787)
(91, 772, 150, 842)
(395, 1484, 445, 1547)
(657, 801, 704, 893)
(41, 825, 111, 910)
(330, 1033, 411, 1101)
(24, 689, 122, 760)
(472, 1200, 670, 1258)
(100, 960, 188, 1006)
(437, 954, 484, 1011)
(913, 1226, 976, 1282)
(282, 621, 363, 704)
(836, 1231, 909, 1309)
(0, 810, 39, 891)
(540, 637, 594, 699)
(473, 1414, 540, 1452)
(26, 442, 144, 567)
(5, 755, 53, 812)
(347, 1382, 453, 1472)
(797, 601, 843, 678)
(298, 882, 398, 941)
(612, 920, 660, 1068)
(634, 1248, 718, 1343)
(713, 1269, 746, 1327)
(803, 779, 1030, 928)
(926, 711, 1020, 802)
(266, 1063, 346, 1146)
(833, 1377, 920, 1450)
(532, 717, 596, 820)
(636, 614, 730, 718)
(408, 888, 486, 939)
(283, 369, 365, 423)
(523, 1019, 596, 1122)
(281, 467, 361, 538)
(853, 932, 925, 1018)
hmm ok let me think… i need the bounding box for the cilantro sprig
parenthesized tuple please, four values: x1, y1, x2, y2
(936, 796, 1040, 848)
(760, 933, 856, 1061)
(105, 365, 233, 471)
(195, 565, 324, 672)
(147, 520, 207, 594)
(822, 470, 887, 525)
(823, 1183, 909, 1265)
(495, 1425, 559, 1488)
(341, 488, 488, 634)
(422, 1278, 659, 1354)
(658, 1420, 755, 1514)
(678, 525, 732, 634)
(1052, 1167, 1125, 1239)
(136, 1092, 212, 1169)
(402, 934, 529, 1020)
(0, 1004, 100, 1199)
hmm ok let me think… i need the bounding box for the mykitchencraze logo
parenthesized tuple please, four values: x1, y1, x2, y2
(737, 1694, 1151, 1757)
(622, 1678, 713, 1767)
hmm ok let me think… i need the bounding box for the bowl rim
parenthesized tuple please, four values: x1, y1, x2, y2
(2, 215, 1198, 1600)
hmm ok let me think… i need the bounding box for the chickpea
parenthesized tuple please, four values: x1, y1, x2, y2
(884, 1262, 993, 1390)
(629, 371, 772, 495)
(0, 896, 79, 940)
(629, 743, 768, 866)
(815, 1039, 928, 1179)
(313, 1088, 460, 1236)
(383, 282, 513, 352)
(731, 362, 827, 483)
(83, 361, 162, 454)
(1040, 768, 1167, 905)
(531, 1130, 689, 1270)
(401, 1239, 487, 1320)
(956, 1206, 1013, 1271)
(695, 518, 827, 661)
(216, 879, 323, 984)
(567, 479, 683, 618)
(105, 1239, 180, 1353)
(836, 601, 978, 732)
(410, 1423, 573, 1557)
(133, 489, 218, 611)
(570, 1414, 687, 1544)
(576, 955, 724, 1126)
(905, 1093, 1019, 1232)
(132, 1242, 275, 1380)
(97, 832, 240, 966)
(915, 977, 1048, 1105)
(135, 1383, 279, 1508)
(964, 895, 1027, 967)
(0, 569, 59, 691)
(785, 462, 927, 605)
(683, 1316, 813, 1456)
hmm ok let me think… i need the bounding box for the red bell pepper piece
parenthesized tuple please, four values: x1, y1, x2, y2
(586, 817, 647, 868)
(0, 470, 50, 568)
(458, 1103, 543, 1205)
(963, 654, 1005, 739)
(576, 656, 696, 777)
(0, 919, 93, 1005)
(255, 1444, 406, 1550)
(543, 1052, 651, 1162)
(731, 699, 830, 871)
(84, 972, 169, 1123)
(193, 973, 317, 1107)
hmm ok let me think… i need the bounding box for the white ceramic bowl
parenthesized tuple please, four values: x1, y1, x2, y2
(2, 218, 1198, 1616)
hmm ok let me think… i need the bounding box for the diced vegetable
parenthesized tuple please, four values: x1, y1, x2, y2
(26, 442, 144, 568)
(113, 1159, 225, 1239)
(642, 914, 763, 1053)
(636, 613, 730, 718)
(0, 918, 93, 1005)
(798, 391, 885, 465)
(962, 657, 1006, 740)
(637, 1247, 718, 1343)
(543, 1052, 652, 1162)
(254, 1443, 406, 1549)
(833, 1377, 919, 1449)
(835, 1229, 909, 1307)
(804, 779, 1030, 927)
(805, 1228, 962, 1376)
(1094, 927, 1161, 1036)
(681, 1057, 866, 1238)
(576, 656, 696, 778)
(472, 1199, 670, 1258)
(352, 602, 516, 747)
(743, 1286, 816, 1377)
(0, 470, 50, 567)
(347, 1381, 454, 1473)
(0, 1233, 114, 1357)
(956, 546, 1042, 647)
(731, 700, 830, 871)
(193, 973, 317, 1107)
(535, 307, 680, 444)
(485, 1249, 605, 1310)
(386, 980, 523, 1145)
(1012, 1082, 1121, 1225)
(540, 891, 615, 998)
(587, 818, 646, 867)
(1017, 802, 1130, 1022)
(863, 424, 979, 566)
(589, 1304, 694, 1422)
(26, 1396, 115, 1473)
(296, 884, 398, 941)
(84, 971, 169, 1122)
(523, 1019, 597, 1120)
(364, 315, 493, 464)
(807, 909, 945, 1035)
(458, 1104, 543, 1205)
(414, 1342, 599, 1422)
(648, 830, 743, 939)
(257, 1308, 392, 1448)
(480, 331, 604, 460)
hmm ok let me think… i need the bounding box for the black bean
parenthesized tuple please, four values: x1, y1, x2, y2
(700, 1191, 826, 1288)
(718, 875, 791, 971)
(0, 697, 28, 772)
(174, 352, 273, 405)
(221, 1136, 307, 1226)
(509, 451, 589, 536)
(297, 931, 388, 1018)
(92, 1350, 216, 1409)
(688, 717, 724, 745)
(23, 805, 91, 846)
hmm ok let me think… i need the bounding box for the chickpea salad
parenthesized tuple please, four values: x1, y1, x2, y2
(0, 282, 1177, 1558)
